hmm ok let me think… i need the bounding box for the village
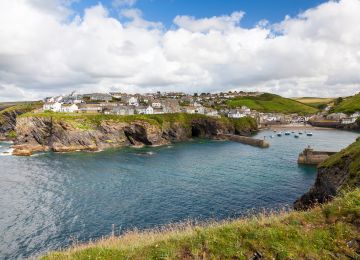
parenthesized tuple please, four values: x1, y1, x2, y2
(42, 91, 360, 127)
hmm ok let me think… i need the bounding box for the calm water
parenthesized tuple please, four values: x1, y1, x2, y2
(0, 129, 358, 259)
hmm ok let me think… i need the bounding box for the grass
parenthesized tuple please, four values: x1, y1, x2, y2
(293, 97, 334, 109)
(227, 93, 318, 114)
(42, 188, 360, 259)
(20, 112, 257, 133)
(320, 137, 360, 187)
(0, 102, 42, 125)
(332, 92, 360, 114)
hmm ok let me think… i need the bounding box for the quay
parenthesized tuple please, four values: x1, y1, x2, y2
(218, 134, 270, 148)
(298, 146, 337, 165)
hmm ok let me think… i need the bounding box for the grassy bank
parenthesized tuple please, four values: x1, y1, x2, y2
(320, 137, 360, 187)
(332, 93, 360, 114)
(227, 93, 317, 114)
(0, 102, 42, 125)
(293, 97, 334, 109)
(42, 188, 360, 259)
(20, 112, 257, 133)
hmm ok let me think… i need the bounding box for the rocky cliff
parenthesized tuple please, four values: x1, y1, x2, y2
(0, 103, 41, 140)
(12, 113, 257, 155)
(294, 137, 360, 210)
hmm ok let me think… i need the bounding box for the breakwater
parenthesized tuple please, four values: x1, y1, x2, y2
(298, 147, 337, 165)
(218, 134, 270, 148)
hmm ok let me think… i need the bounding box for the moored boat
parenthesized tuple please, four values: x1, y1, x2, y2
(307, 132, 313, 136)
(285, 132, 290, 135)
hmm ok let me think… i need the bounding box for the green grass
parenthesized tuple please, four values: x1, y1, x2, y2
(320, 137, 360, 187)
(293, 97, 334, 109)
(332, 93, 360, 114)
(227, 93, 318, 114)
(42, 188, 360, 259)
(0, 102, 42, 125)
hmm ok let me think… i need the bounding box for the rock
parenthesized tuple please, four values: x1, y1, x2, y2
(12, 149, 32, 156)
(294, 138, 360, 210)
(13, 115, 257, 154)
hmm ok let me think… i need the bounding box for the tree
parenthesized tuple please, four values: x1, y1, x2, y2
(335, 97, 343, 105)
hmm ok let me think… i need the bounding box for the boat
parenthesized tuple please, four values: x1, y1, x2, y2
(307, 132, 313, 136)
(294, 135, 299, 138)
(285, 131, 290, 135)
(299, 132, 303, 135)
(277, 133, 282, 137)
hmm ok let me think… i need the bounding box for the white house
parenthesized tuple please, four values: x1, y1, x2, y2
(151, 100, 162, 108)
(61, 104, 79, 113)
(228, 109, 246, 118)
(43, 102, 62, 112)
(145, 106, 154, 115)
(128, 97, 139, 107)
(341, 117, 356, 125)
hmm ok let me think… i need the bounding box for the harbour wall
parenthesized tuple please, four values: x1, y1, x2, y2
(218, 134, 270, 148)
(298, 147, 337, 165)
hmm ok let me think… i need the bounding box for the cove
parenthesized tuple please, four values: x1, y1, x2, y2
(0, 129, 358, 259)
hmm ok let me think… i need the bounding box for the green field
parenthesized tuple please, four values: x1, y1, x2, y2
(293, 97, 334, 109)
(0, 102, 42, 125)
(332, 93, 360, 114)
(227, 93, 318, 114)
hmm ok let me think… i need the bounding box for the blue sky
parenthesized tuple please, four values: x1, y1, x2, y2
(72, 0, 328, 28)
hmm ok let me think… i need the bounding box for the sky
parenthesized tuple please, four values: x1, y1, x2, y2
(0, 0, 360, 101)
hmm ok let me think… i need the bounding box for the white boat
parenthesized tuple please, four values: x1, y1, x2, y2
(307, 132, 313, 136)
(277, 132, 282, 137)
(285, 132, 290, 135)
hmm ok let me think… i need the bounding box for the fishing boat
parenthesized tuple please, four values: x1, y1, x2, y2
(277, 132, 282, 137)
(294, 135, 299, 138)
(285, 131, 290, 135)
(307, 132, 313, 136)
(299, 132, 303, 135)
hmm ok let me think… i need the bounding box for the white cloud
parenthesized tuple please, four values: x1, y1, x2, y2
(0, 0, 359, 101)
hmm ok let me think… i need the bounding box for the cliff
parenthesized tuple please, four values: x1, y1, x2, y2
(294, 137, 360, 210)
(12, 113, 258, 155)
(0, 103, 42, 140)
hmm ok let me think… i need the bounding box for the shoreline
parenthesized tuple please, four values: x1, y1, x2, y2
(263, 124, 335, 130)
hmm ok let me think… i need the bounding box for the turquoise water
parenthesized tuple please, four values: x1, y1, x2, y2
(0, 129, 358, 259)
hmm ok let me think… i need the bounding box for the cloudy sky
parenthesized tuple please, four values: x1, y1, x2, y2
(0, 0, 360, 101)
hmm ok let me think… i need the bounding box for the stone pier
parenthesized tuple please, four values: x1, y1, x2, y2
(298, 146, 337, 165)
(218, 134, 270, 148)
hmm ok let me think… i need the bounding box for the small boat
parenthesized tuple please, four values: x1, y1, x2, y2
(299, 132, 303, 135)
(277, 133, 282, 137)
(285, 132, 290, 135)
(294, 135, 299, 138)
(307, 132, 313, 136)
(291, 131, 295, 133)
(273, 130, 277, 133)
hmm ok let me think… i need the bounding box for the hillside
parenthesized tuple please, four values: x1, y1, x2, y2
(227, 93, 318, 114)
(332, 92, 360, 114)
(42, 188, 360, 259)
(293, 97, 334, 109)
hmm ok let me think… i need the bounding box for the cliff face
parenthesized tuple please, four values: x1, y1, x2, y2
(294, 137, 360, 210)
(13, 114, 254, 155)
(0, 104, 41, 140)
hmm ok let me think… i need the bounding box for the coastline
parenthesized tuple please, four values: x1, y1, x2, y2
(263, 124, 335, 130)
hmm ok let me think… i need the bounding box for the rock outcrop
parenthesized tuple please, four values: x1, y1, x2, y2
(13, 115, 257, 155)
(294, 137, 360, 210)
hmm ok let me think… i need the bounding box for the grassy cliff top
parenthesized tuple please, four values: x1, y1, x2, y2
(320, 137, 360, 187)
(42, 188, 360, 259)
(0, 102, 42, 124)
(332, 93, 360, 114)
(19, 112, 257, 132)
(227, 93, 318, 114)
